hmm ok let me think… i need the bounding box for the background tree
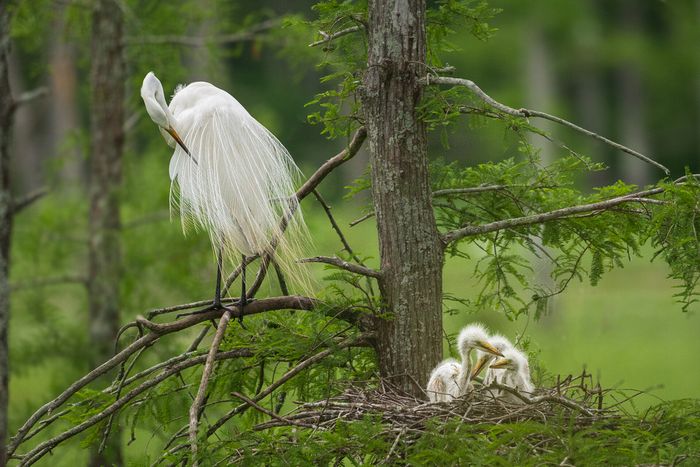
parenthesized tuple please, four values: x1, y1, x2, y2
(3, 0, 700, 465)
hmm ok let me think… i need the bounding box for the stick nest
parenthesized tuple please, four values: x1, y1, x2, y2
(254, 371, 621, 433)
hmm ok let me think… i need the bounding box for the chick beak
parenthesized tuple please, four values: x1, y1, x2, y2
(165, 127, 198, 165)
(470, 355, 490, 379)
(477, 340, 504, 357)
(490, 358, 509, 369)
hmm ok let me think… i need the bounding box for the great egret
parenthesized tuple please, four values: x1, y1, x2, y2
(426, 358, 461, 402)
(456, 323, 504, 395)
(489, 347, 535, 402)
(140, 72, 309, 318)
(470, 334, 514, 384)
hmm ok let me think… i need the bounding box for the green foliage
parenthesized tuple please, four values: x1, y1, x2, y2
(651, 173, 700, 311)
(191, 398, 700, 465)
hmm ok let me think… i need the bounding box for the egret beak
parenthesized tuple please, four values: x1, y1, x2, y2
(476, 340, 504, 357)
(165, 127, 198, 165)
(470, 355, 491, 379)
(490, 358, 510, 369)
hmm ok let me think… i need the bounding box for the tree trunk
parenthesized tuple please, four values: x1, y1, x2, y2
(363, 0, 443, 396)
(617, 0, 651, 186)
(88, 0, 125, 464)
(0, 4, 14, 463)
(524, 23, 557, 318)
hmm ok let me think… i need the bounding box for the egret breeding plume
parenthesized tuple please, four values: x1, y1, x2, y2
(470, 334, 513, 384)
(140, 72, 309, 317)
(456, 324, 504, 395)
(426, 358, 461, 402)
(489, 347, 535, 402)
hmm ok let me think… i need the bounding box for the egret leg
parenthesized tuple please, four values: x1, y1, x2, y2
(177, 249, 231, 319)
(238, 254, 247, 324)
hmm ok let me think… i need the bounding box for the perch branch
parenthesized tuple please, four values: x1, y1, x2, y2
(17, 349, 254, 466)
(424, 76, 670, 175)
(9, 296, 316, 456)
(299, 256, 381, 279)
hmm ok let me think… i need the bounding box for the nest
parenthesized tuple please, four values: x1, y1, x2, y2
(254, 371, 620, 433)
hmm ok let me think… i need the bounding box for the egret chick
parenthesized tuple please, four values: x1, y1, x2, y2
(469, 334, 514, 384)
(456, 324, 504, 395)
(489, 347, 535, 402)
(426, 358, 461, 402)
(141, 72, 309, 319)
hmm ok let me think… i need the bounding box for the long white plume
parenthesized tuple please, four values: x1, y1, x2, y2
(166, 81, 311, 292)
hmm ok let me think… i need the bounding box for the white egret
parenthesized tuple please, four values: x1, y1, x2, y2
(469, 334, 514, 384)
(489, 347, 535, 402)
(456, 324, 504, 395)
(426, 358, 461, 402)
(140, 72, 309, 319)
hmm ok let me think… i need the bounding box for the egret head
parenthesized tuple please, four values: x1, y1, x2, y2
(140, 72, 193, 158)
(490, 347, 529, 373)
(470, 334, 513, 379)
(457, 323, 504, 360)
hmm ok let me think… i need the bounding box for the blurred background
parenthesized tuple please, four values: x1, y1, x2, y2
(6, 0, 700, 461)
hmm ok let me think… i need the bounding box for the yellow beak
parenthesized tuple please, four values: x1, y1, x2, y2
(165, 127, 198, 164)
(470, 355, 490, 379)
(490, 358, 510, 369)
(477, 340, 504, 357)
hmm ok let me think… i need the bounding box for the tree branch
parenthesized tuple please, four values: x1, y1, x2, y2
(11, 87, 48, 112)
(442, 187, 665, 245)
(424, 76, 670, 175)
(188, 309, 233, 463)
(222, 128, 367, 294)
(299, 256, 381, 279)
(9, 275, 86, 292)
(11, 187, 48, 215)
(159, 333, 374, 462)
(125, 19, 280, 47)
(231, 391, 318, 429)
(308, 25, 362, 47)
(17, 349, 254, 466)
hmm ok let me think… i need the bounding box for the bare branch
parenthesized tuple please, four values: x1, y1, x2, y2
(299, 256, 381, 279)
(308, 25, 362, 47)
(231, 391, 319, 429)
(222, 128, 367, 293)
(424, 76, 671, 175)
(442, 187, 665, 245)
(188, 309, 233, 462)
(10, 275, 86, 292)
(160, 333, 374, 461)
(125, 19, 280, 47)
(349, 211, 375, 227)
(11, 87, 48, 111)
(17, 349, 254, 466)
(296, 128, 367, 200)
(432, 185, 507, 197)
(11, 187, 48, 215)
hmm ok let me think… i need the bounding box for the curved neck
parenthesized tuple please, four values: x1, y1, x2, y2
(459, 347, 472, 386)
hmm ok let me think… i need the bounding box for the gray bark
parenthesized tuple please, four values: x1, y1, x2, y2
(0, 3, 12, 464)
(88, 0, 125, 464)
(362, 0, 443, 396)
